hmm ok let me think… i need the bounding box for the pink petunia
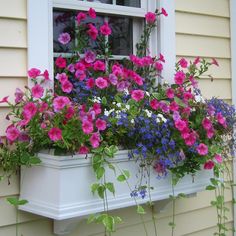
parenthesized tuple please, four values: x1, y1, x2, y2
(100, 22, 112, 36)
(28, 68, 41, 78)
(23, 102, 37, 119)
(109, 74, 118, 85)
(48, 127, 62, 141)
(79, 145, 90, 154)
(39, 102, 48, 113)
(56, 73, 68, 84)
(145, 12, 156, 24)
(169, 101, 179, 111)
(87, 23, 98, 40)
(58, 32, 71, 45)
(197, 143, 208, 156)
(159, 53, 165, 63)
(174, 71, 186, 85)
(93, 103, 102, 115)
(76, 12, 86, 24)
(15, 88, 24, 103)
(0, 96, 9, 104)
(193, 57, 201, 65)
(174, 119, 187, 131)
(207, 127, 215, 139)
(90, 132, 101, 148)
(214, 154, 223, 163)
(204, 161, 215, 170)
(95, 118, 107, 131)
(82, 120, 94, 134)
(88, 8, 96, 18)
(150, 99, 160, 110)
(84, 50, 96, 63)
(131, 90, 145, 102)
(155, 62, 163, 72)
(211, 58, 219, 67)
(32, 84, 44, 98)
(161, 8, 168, 17)
(55, 57, 67, 69)
(53, 96, 70, 112)
(93, 60, 106, 71)
(184, 133, 196, 146)
(65, 106, 75, 120)
(166, 88, 175, 99)
(179, 58, 188, 68)
(61, 80, 73, 93)
(216, 112, 226, 126)
(202, 118, 212, 131)
(86, 78, 95, 89)
(43, 70, 50, 80)
(6, 125, 20, 142)
(95, 77, 108, 89)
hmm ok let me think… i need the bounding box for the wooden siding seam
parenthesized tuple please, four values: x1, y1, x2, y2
(175, 10, 230, 19)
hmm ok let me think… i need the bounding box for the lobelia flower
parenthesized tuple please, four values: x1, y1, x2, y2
(48, 127, 62, 141)
(95, 118, 107, 131)
(61, 80, 73, 93)
(14, 88, 24, 103)
(90, 132, 101, 148)
(87, 23, 98, 40)
(23, 102, 37, 119)
(58, 32, 71, 45)
(145, 12, 156, 24)
(84, 50, 96, 63)
(82, 120, 94, 134)
(131, 90, 145, 102)
(161, 8, 168, 17)
(55, 56, 67, 68)
(100, 22, 112, 36)
(32, 84, 44, 98)
(53, 96, 70, 112)
(197, 143, 208, 156)
(79, 145, 90, 154)
(93, 60, 106, 71)
(174, 71, 186, 85)
(179, 58, 188, 68)
(76, 12, 86, 24)
(28, 68, 41, 78)
(6, 125, 20, 142)
(95, 77, 108, 89)
(204, 161, 215, 170)
(88, 8, 96, 18)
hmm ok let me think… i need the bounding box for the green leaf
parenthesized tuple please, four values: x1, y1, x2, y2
(91, 183, 100, 195)
(87, 214, 96, 224)
(137, 205, 146, 214)
(117, 174, 126, 182)
(206, 185, 216, 190)
(108, 164, 116, 174)
(96, 167, 105, 180)
(29, 157, 41, 165)
(105, 182, 115, 195)
(110, 145, 118, 155)
(123, 170, 130, 179)
(7, 197, 28, 206)
(210, 178, 219, 186)
(174, 96, 186, 107)
(97, 186, 105, 199)
(114, 95, 122, 103)
(168, 222, 176, 228)
(101, 97, 107, 105)
(114, 216, 122, 224)
(177, 193, 186, 198)
(102, 215, 115, 232)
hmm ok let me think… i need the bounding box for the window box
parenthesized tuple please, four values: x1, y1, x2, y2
(19, 150, 213, 220)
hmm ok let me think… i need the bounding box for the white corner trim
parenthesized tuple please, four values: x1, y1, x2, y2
(27, 0, 54, 87)
(230, 1, 236, 235)
(157, 0, 176, 83)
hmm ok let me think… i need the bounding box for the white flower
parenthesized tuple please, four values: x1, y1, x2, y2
(195, 95, 205, 103)
(157, 114, 167, 123)
(131, 119, 134, 124)
(104, 108, 115, 116)
(116, 103, 121, 108)
(145, 109, 152, 118)
(125, 105, 130, 110)
(93, 96, 101, 103)
(145, 91, 150, 97)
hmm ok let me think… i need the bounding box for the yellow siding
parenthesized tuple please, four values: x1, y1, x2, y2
(0, 0, 233, 236)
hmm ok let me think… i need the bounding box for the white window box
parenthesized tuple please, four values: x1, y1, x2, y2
(19, 150, 213, 220)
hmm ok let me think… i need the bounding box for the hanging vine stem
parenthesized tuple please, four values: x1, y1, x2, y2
(104, 173, 111, 236)
(170, 176, 176, 236)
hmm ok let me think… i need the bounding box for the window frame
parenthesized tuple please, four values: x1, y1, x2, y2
(27, 0, 175, 88)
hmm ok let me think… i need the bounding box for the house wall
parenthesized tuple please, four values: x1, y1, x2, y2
(0, 0, 233, 235)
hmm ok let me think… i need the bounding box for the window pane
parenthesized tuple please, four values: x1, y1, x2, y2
(87, 0, 112, 4)
(109, 16, 133, 55)
(116, 0, 140, 7)
(53, 10, 75, 53)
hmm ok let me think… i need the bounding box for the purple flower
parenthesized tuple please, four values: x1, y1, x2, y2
(84, 50, 96, 63)
(109, 74, 118, 85)
(58, 32, 71, 45)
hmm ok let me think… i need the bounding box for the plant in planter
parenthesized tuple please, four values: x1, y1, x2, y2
(0, 7, 235, 236)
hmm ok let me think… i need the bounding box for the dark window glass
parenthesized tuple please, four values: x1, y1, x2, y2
(87, 0, 112, 4)
(116, 0, 140, 7)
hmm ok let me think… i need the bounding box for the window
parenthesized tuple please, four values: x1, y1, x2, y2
(27, 0, 176, 87)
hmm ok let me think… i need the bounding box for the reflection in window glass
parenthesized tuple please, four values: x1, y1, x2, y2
(109, 16, 133, 55)
(53, 10, 75, 53)
(87, 0, 112, 4)
(116, 0, 140, 7)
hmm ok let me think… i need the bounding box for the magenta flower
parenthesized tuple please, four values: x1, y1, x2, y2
(43, 70, 50, 80)
(161, 8, 168, 17)
(39, 102, 48, 113)
(28, 68, 41, 78)
(53, 96, 70, 112)
(88, 8, 96, 18)
(211, 58, 219, 67)
(14, 88, 24, 103)
(131, 90, 145, 102)
(184, 133, 196, 146)
(204, 161, 214, 170)
(23, 102, 37, 119)
(55, 57, 66, 69)
(100, 22, 112, 36)
(93, 60, 106, 71)
(216, 112, 226, 126)
(109, 74, 118, 85)
(0, 96, 9, 104)
(179, 58, 188, 68)
(87, 23, 98, 40)
(32, 84, 44, 98)
(150, 99, 160, 110)
(93, 103, 101, 115)
(76, 12, 86, 24)
(193, 57, 200, 65)
(174, 71, 186, 85)
(95, 119, 107, 131)
(197, 143, 208, 156)
(95, 77, 108, 89)
(174, 119, 187, 131)
(82, 120, 94, 134)
(145, 12, 156, 24)
(65, 106, 75, 120)
(58, 32, 71, 45)
(56, 73, 68, 84)
(90, 133, 101, 148)
(61, 80, 73, 93)
(6, 125, 20, 142)
(169, 101, 179, 112)
(202, 118, 212, 131)
(84, 50, 96, 63)
(159, 53, 165, 62)
(48, 127, 62, 141)
(166, 88, 175, 99)
(79, 145, 90, 154)
(207, 127, 215, 139)
(41, 123, 47, 129)
(155, 62, 163, 71)
(214, 154, 223, 163)
(86, 78, 95, 89)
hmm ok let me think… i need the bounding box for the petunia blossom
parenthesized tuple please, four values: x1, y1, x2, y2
(197, 143, 208, 156)
(100, 22, 112, 36)
(23, 102, 37, 119)
(131, 90, 145, 102)
(95, 77, 108, 89)
(48, 127, 62, 141)
(79, 145, 90, 154)
(58, 32, 71, 45)
(61, 80, 73, 93)
(145, 12, 156, 24)
(15, 88, 24, 103)
(82, 120, 94, 134)
(87, 23, 98, 40)
(32, 84, 44, 98)
(90, 132, 101, 148)
(55, 57, 67, 68)
(53, 96, 70, 112)
(204, 161, 215, 170)
(28, 68, 41, 78)
(6, 125, 20, 142)
(95, 118, 107, 131)
(88, 8, 96, 18)
(174, 71, 186, 85)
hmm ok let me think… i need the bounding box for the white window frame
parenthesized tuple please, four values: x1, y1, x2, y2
(27, 0, 175, 87)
